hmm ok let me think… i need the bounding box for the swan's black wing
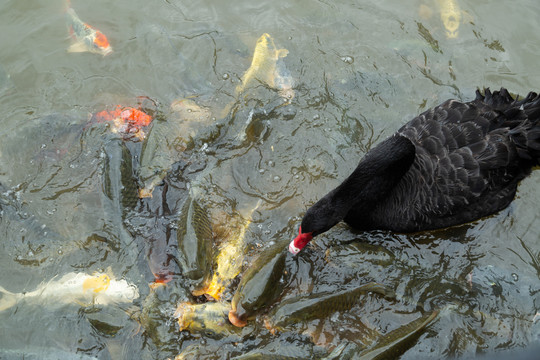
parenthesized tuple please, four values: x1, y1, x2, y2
(359, 88, 540, 232)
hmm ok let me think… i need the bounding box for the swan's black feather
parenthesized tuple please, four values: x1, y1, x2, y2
(301, 88, 540, 236)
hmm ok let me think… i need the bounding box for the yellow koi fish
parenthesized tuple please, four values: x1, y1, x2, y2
(236, 33, 294, 99)
(0, 272, 139, 312)
(193, 200, 262, 300)
(437, 0, 462, 39)
(175, 301, 241, 338)
(66, 6, 112, 56)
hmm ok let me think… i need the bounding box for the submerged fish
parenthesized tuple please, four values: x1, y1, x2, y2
(264, 282, 393, 334)
(102, 140, 139, 220)
(231, 343, 322, 360)
(176, 195, 214, 290)
(93, 106, 153, 140)
(0, 347, 98, 360)
(354, 310, 440, 359)
(136, 283, 189, 348)
(193, 200, 262, 300)
(65, 7, 112, 56)
(236, 33, 294, 99)
(138, 98, 212, 198)
(229, 238, 290, 327)
(437, 0, 461, 39)
(175, 301, 241, 338)
(0, 272, 139, 312)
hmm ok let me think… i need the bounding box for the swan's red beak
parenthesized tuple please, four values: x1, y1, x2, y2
(289, 227, 313, 255)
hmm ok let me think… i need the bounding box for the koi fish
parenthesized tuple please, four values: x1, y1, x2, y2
(0, 272, 139, 312)
(66, 7, 112, 56)
(236, 33, 294, 100)
(229, 238, 290, 327)
(0, 347, 99, 360)
(192, 199, 262, 301)
(437, 0, 462, 39)
(263, 282, 393, 334)
(176, 196, 214, 290)
(93, 106, 153, 140)
(175, 301, 242, 338)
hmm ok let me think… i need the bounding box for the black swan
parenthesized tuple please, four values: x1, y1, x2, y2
(289, 88, 540, 254)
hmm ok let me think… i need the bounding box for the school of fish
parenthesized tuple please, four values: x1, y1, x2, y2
(1, 6, 443, 356)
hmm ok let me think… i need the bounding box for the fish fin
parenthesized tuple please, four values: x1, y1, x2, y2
(0, 285, 19, 312)
(277, 49, 289, 58)
(67, 41, 89, 53)
(104, 267, 115, 279)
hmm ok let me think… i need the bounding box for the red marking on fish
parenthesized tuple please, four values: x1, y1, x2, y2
(92, 106, 153, 140)
(65, 7, 112, 56)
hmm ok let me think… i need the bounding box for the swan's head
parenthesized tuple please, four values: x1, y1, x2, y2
(288, 226, 313, 255)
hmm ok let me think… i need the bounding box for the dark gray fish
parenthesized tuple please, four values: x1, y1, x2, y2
(138, 99, 212, 198)
(231, 348, 309, 360)
(176, 196, 213, 288)
(175, 301, 242, 339)
(229, 238, 290, 327)
(265, 283, 394, 333)
(0, 347, 98, 360)
(137, 283, 189, 348)
(354, 310, 440, 360)
(230, 338, 329, 360)
(102, 140, 139, 217)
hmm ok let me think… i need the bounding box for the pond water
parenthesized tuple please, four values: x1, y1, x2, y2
(1, 0, 539, 359)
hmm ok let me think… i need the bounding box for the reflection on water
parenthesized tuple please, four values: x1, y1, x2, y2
(1, 0, 540, 358)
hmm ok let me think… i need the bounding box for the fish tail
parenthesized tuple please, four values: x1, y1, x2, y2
(64, 0, 73, 13)
(0, 285, 19, 312)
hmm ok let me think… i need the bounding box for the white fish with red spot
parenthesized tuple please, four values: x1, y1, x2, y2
(65, 7, 112, 56)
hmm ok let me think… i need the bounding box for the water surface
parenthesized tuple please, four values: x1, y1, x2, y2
(1, 0, 539, 359)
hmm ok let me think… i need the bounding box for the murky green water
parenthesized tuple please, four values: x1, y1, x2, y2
(1, 0, 539, 359)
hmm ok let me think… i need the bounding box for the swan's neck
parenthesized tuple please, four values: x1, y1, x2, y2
(302, 135, 415, 236)
(335, 135, 415, 209)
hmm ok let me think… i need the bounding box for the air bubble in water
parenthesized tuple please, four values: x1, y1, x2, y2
(341, 56, 354, 64)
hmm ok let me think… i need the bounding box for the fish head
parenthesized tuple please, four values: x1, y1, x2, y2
(92, 30, 112, 56)
(83, 273, 111, 293)
(176, 302, 241, 338)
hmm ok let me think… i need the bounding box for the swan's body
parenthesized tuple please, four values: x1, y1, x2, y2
(290, 88, 540, 254)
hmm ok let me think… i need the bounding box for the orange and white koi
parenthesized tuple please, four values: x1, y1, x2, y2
(66, 6, 112, 56)
(93, 106, 153, 140)
(0, 272, 139, 312)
